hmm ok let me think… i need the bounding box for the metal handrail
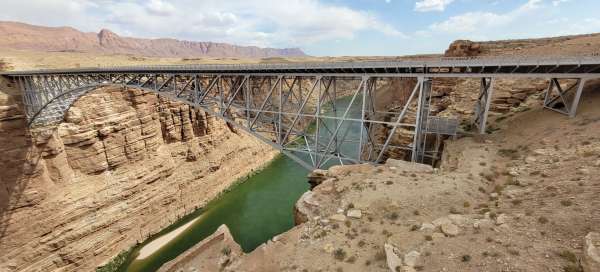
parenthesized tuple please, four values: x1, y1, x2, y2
(2, 56, 600, 76)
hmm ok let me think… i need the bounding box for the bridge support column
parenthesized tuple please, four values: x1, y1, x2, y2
(473, 77, 494, 134)
(412, 77, 432, 163)
(543, 78, 587, 118)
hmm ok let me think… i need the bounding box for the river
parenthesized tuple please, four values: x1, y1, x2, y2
(118, 95, 363, 271)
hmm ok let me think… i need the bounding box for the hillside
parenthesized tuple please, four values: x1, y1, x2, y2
(0, 21, 306, 59)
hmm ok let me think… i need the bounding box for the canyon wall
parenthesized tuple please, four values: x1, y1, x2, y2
(0, 78, 277, 271)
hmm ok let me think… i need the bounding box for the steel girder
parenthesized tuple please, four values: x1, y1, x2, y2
(10, 73, 462, 170)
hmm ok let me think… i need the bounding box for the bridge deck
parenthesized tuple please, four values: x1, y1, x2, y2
(2, 56, 600, 78)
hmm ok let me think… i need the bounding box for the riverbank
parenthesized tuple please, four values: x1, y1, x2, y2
(110, 151, 308, 271)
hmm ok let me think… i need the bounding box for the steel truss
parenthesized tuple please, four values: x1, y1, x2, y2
(543, 78, 587, 117)
(9, 73, 463, 170)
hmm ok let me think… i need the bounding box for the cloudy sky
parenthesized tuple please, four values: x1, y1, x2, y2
(1, 0, 599, 56)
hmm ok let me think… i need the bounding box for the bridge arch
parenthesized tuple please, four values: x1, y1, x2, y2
(27, 83, 191, 128)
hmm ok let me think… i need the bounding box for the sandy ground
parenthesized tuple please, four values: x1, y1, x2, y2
(136, 216, 202, 260)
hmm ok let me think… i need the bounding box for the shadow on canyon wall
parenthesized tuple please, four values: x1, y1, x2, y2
(0, 75, 39, 243)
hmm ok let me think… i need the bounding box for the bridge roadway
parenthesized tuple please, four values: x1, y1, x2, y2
(2, 56, 600, 169)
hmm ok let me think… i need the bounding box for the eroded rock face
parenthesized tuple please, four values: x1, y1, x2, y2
(445, 40, 481, 57)
(584, 232, 600, 272)
(0, 84, 276, 272)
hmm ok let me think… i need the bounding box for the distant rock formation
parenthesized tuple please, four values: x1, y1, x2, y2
(0, 21, 306, 58)
(445, 32, 600, 57)
(444, 40, 481, 57)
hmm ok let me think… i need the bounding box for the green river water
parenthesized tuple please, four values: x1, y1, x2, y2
(118, 95, 363, 271)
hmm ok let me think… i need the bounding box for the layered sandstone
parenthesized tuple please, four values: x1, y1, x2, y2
(0, 79, 276, 271)
(0, 21, 306, 58)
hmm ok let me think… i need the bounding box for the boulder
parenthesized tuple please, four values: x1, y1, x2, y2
(307, 169, 328, 188)
(347, 209, 362, 219)
(330, 214, 347, 222)
(432, 217, 452, 227)
(584, 232, 600, 272)
(384, 243, 403, 272)
(420, 223, 435, 231)
(441, 223, 460, 237)
(404, 251, 421, 267)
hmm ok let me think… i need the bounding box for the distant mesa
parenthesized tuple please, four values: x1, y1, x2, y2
(0, 21, 307, 58)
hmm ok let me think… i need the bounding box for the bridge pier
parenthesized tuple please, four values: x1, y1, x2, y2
(412, 77, 432, 163)
(473, 77, 494, 134)
(543, 78, 587, 117)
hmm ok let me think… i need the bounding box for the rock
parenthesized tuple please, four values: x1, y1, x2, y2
(496, 214, 508, 225)
(594, 160, 600, 167)
(508, 169, 520, 177)
(584, 232, 600, 272)
(498, 223, 511, 231)
(516, 177, 529, 187)
(473, 219, 494, 229)
(432, 217, 452, 227)
(578, 168, 591, 175)
(301, 191, 320, 207)
(384, 243, 403, 272)
(432, 233, 445, 240)
(445, 40, 481, 57)
(404, 251, 421, 267)
(490, 192, 499, 198)
(330, 214, 347, 222)
(441, 223, 460, 237)
(347, 209, 362, 219)
(307, 169, 328, 188)
(385, 159, 434, 173)
(323, 243, 335, 253)
(448, 214, 469, 227)
(525, 156, 537, 163)
(420, 223, 435, 231)
(400, 266, 416, 272)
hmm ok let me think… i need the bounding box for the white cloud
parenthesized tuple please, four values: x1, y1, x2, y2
(0, 0, 404, 49)
(145, 0, 176, 16)
(428, 0, 543, 34)
(429, 12, 509, 33)
(415, 0, 455, 12)
(552, 0, 571, 6)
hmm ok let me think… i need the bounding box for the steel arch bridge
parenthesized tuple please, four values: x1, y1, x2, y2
(2, 57, 600, 170)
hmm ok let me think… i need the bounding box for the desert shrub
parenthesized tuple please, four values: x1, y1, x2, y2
(333, 248, 347, 261)
(560, 200, 573, 207)
(374, 249, 386, 261)
(563, 264, 583, 272)
(558, 250, 578, 263)
(96, 249, 131, 272)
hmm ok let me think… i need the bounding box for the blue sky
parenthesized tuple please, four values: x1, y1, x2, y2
(1, 0, 600, 56)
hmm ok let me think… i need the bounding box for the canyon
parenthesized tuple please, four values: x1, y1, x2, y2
(0, 70, 277, 271)
(1, 29, 600, 272)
